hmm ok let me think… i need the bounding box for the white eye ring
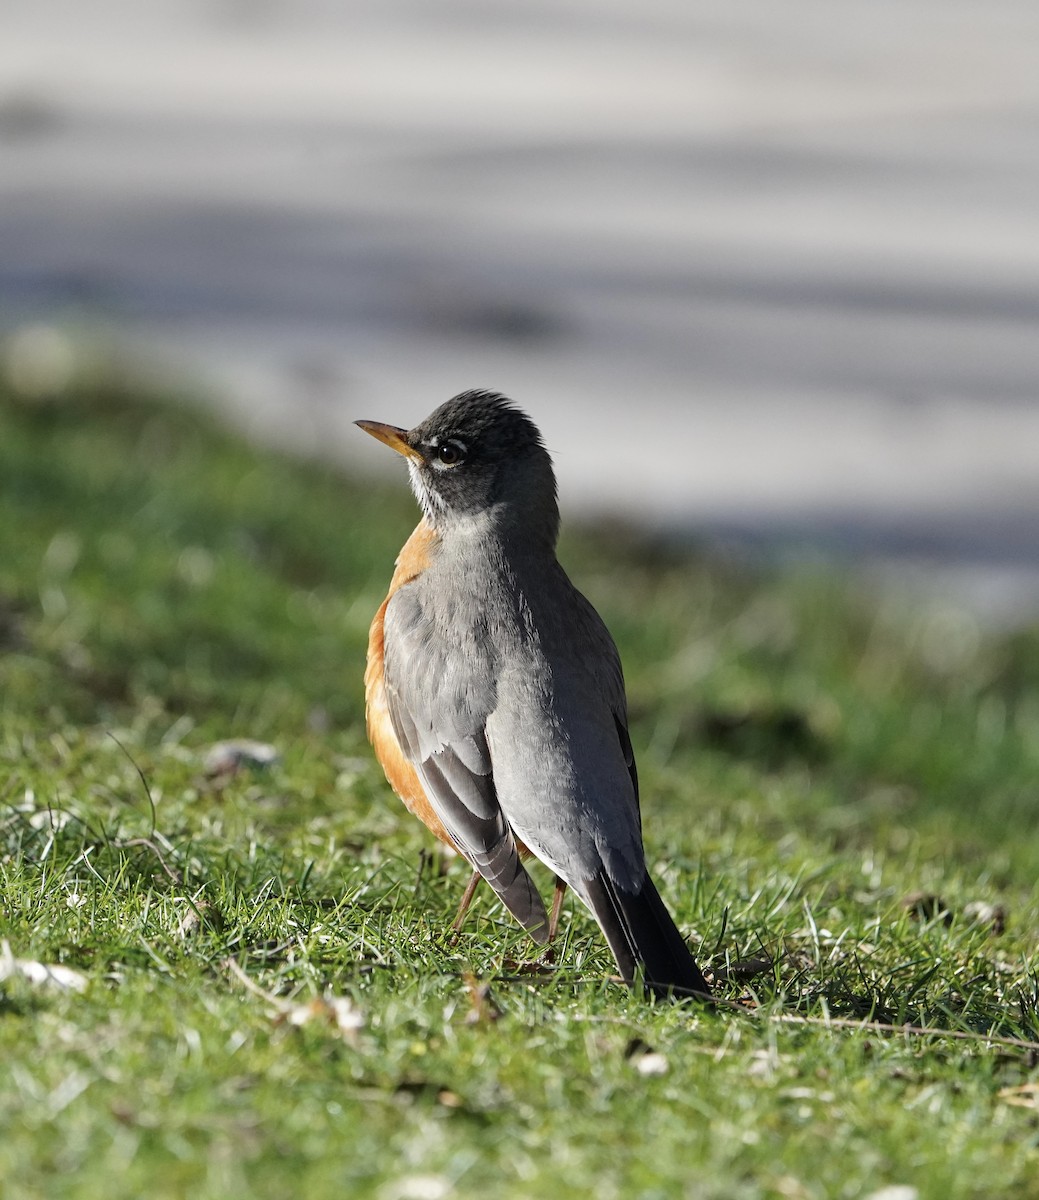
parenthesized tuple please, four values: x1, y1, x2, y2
(434, 439, 467, 467)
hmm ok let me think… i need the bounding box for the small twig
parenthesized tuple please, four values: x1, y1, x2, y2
(766, 1012, 1039, 1054)
(492, 968, 1039, 1052)
(222, 956, 292, 1011)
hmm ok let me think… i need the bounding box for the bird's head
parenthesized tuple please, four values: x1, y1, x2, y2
(356, 389, 559, 545)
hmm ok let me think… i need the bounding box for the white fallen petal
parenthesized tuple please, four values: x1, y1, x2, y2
(280, 994, 364, 1037)
(328, 995, 365, 1034)
(634, 1051, 669, 1077)
(389, 1176, 451, 1200)
(0, 941, 88, 992)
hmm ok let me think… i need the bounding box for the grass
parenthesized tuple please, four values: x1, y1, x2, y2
(1, 365, 1038, 1200)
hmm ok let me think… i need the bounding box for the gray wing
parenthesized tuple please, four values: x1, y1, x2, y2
(613, 713, 640, 825)
(479, 569, 648, 897)
(382, 582, 550, 942)
(570, 581, 640, 817)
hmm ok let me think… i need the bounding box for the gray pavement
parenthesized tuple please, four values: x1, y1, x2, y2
(3, 0, 1039, 615)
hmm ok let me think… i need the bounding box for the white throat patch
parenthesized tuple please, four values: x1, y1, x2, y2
(407, 460, 446, 526)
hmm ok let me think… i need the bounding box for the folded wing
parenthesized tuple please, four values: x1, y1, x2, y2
(382, 581, 549, 942)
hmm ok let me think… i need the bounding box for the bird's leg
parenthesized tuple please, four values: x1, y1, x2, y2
(547, 877, 568, 942)
(449, 868, 483, 943)
(529, 876, 569, 967)
(450, 871, 567, 958)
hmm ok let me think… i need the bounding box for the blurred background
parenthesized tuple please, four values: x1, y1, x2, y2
(4, 0, 1039, 619)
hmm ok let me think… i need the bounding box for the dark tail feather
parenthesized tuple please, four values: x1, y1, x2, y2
(584, 872, 711, 1002)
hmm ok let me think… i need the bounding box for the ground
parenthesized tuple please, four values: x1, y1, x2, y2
(2, 372, 1038, 1200)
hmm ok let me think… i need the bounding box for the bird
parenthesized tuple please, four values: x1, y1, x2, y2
(357, 389, 710, 1001)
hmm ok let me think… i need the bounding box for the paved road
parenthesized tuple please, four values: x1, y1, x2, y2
(3, 0, 1039, 613)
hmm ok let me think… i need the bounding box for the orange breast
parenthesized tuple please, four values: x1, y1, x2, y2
(365, 518, 532, 860)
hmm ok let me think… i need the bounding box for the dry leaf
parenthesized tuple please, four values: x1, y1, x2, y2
(998, 1083, 1039, 1109)
(963, 901, 1007, 935)
(203, 739, 280, 780)
(902, 892, 953, 926)
(462, 973, 502, 1024)
(175, 898, 224, 938)
(712, 956, 774, 984)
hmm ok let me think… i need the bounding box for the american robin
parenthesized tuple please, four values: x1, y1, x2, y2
(357, 389, 710, 1000)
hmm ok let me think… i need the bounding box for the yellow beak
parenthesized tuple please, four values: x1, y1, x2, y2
(354, 420, 424, 463)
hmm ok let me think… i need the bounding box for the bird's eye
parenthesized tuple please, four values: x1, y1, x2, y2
(436, 440, 466, 466)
